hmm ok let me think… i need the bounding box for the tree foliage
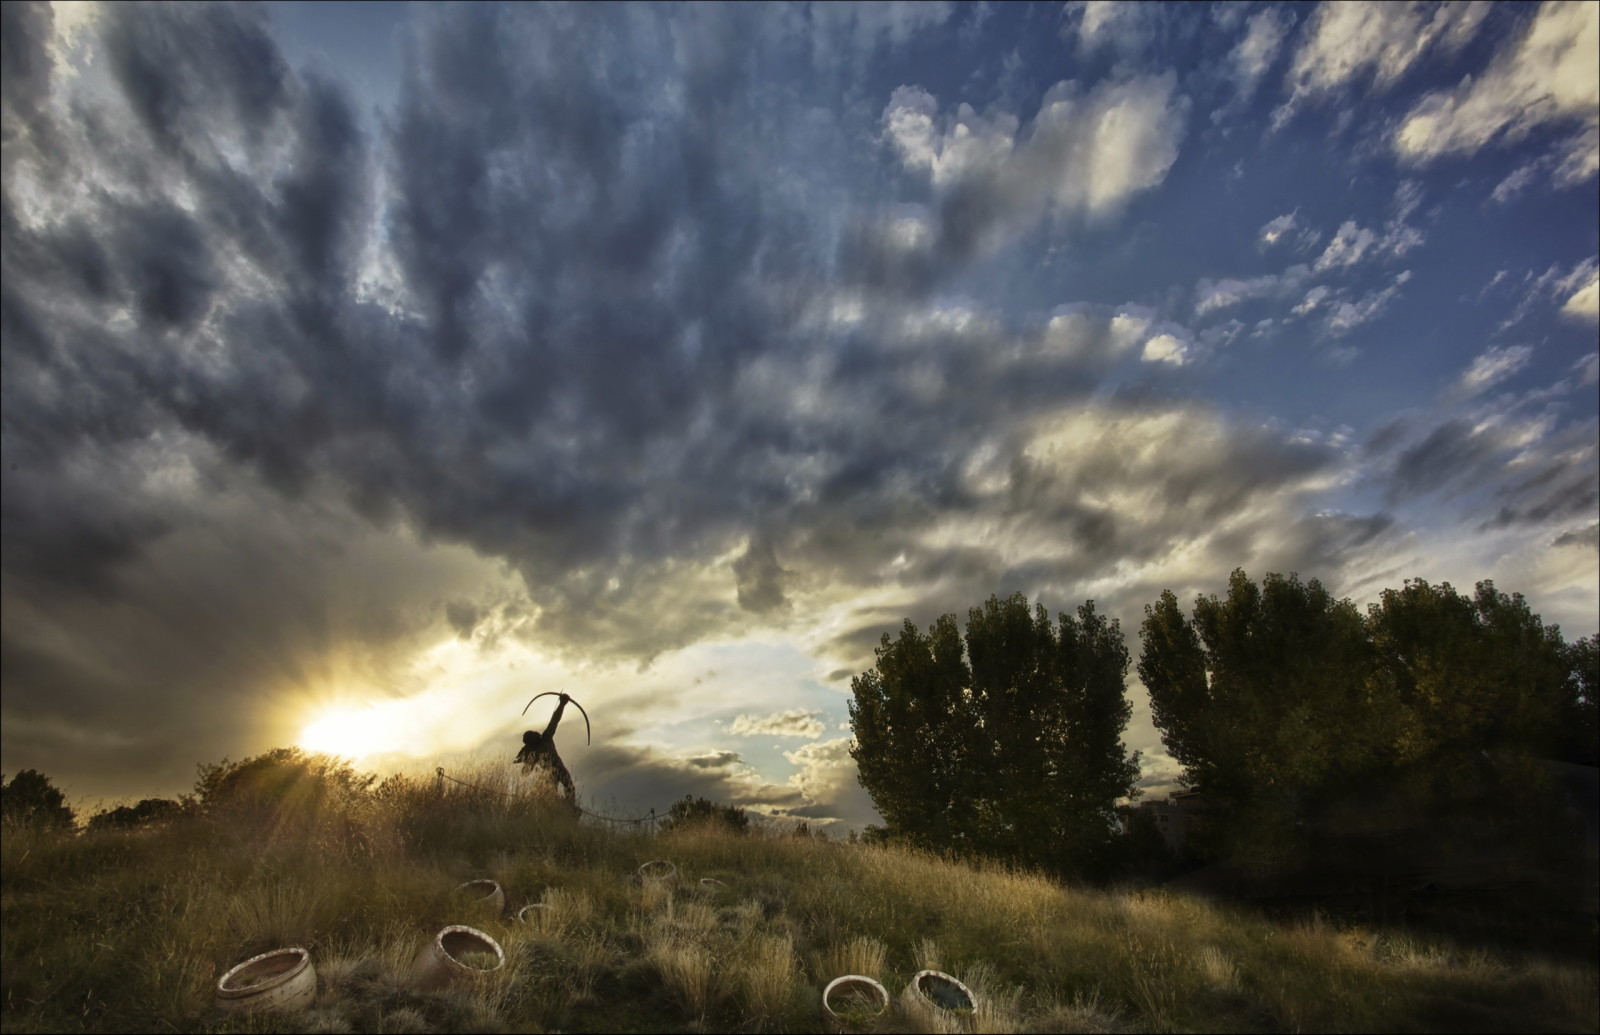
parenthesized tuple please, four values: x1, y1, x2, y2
(849, 592, 1139, 880)
(87, 797, 185, 832)
(1, 769, 77, 832)
(1140, 571, 1591, 864)
(658, 794, 750, 835)
(1366, 579, 1573, 763)
(1563, 634, 1598, 767)
(194, 748, 374, 823)
(1141, 571, 1380, 808)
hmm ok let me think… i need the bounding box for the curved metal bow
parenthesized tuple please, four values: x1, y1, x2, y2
(522, 691, 591, 745)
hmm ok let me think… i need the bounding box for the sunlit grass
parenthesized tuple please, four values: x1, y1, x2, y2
(2, 757, 1595, 1033)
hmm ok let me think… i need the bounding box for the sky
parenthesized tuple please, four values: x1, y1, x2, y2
(2, 0, 1596, 833)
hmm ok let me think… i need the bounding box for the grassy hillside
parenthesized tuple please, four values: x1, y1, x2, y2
(3, 761, 1596, 1034)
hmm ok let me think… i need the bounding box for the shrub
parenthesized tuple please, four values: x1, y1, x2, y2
(87, 797, 186, 832)
(1, 769, 76, 832)
(659, 795, 750, 835)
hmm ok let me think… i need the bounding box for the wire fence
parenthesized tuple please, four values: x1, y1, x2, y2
(434, 766, 662, 833)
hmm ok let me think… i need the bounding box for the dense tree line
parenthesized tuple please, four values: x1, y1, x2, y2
(1140, 571, 1596, 866)
(850, 574, 1596, 882)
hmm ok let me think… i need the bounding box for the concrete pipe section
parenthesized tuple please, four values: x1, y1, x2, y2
(214, 947, 316, 1015)
(411, 925, 505, 991)
(453, 879, 506, 918)
(636, 859, 677, 884)
(903, 969, 976, 1029)
(821, 974, 890, 1031)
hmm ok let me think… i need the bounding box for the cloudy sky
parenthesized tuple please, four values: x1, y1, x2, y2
(3, 1, 1596, 831)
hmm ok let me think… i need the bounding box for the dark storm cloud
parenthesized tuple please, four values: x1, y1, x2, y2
(732, 536, 789, 614)
(2, 3, 1405, 800)
(1552, 523, 1599, 551)
(686, 750, 743, 770)
(3, 4, 1288, 663)
(1484, 473, 1600, 531)
(1387, 419, 1493, 500)
(1, 1, 54, 144)
(103, 2, 291, 155)
(1364, 417, 1410, 456)
(445, 600, 481, 640)
(1373, 400, 1598, 533)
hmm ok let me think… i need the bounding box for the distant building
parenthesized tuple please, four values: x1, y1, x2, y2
(1139, 789, 1207, 852)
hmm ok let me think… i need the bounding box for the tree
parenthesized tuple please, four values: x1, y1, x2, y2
(1140, 571, 1380, 796)
(1, 769, 77, 832)
(1365, 579, 1573, 765)
(1139, 570, 1381, 862)
(849, 592, 1139, 881)
(1562, 635, 1598, 767)
(1141, 571, 1586, 866)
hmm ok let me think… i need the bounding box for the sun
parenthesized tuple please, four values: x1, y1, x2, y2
(298, 705, 399, 760)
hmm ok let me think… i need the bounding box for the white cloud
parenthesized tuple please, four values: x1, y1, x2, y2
(1490, 161, 1541, 204)
(1502, 256, 1600, 329)
(1563, 269, 1600, 321)
(781, 736, 880, 829)
(1069, 0, 1151, 57)
(880, 74, 1189, 256)
(1313, 212, 1423, 273)
(883, 86, 1018, 188)
(1292, 285, 1332, 315)
(1391, 179, 1425, 223)
(1141, 332, 1191, 365)
(1030, 74, 1188, 217)
(1553, 123, 1600, 185)
(47, 0, 104, 73)
(1228, 6, 1290, 98)
(1194, 264, 1311, 316)
(1314, 221, 1378, 271)
(1274, 1, 1490, 130)
(1258, 211, 1299, 247)
(1395, 1, 1599, 169)
(1459, 344, 1535, 395)
(728, 708, 826, 738)
(1324, 273, 1409, 335)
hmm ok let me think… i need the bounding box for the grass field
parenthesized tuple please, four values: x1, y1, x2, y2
(3, 761, 1595, 1033)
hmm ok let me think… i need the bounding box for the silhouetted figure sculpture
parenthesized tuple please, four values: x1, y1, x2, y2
(516, 692, 577, 804)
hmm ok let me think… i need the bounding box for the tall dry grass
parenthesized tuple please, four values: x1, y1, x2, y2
(3, 756, 1596, 1033)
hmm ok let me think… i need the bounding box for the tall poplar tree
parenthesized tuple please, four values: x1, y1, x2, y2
(1138, 570, 1380, 861)
(849, 592, 1139, 880)
(1139, 570, 1587, 865)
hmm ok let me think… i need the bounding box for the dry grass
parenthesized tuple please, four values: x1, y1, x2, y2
(3, 758, 1596, 1034)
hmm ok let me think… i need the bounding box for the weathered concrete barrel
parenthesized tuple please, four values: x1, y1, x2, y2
(410, 925, 504, 991)
(902, 969, 976, 1030)
(214, 947, 316, 1015)
(453, 878, 506, 918)
(822, 974, 890, 1031)
(636, 859, 677, 884)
